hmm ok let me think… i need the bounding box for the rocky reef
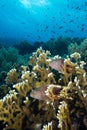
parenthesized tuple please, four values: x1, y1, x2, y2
(0, 47, 87, 130)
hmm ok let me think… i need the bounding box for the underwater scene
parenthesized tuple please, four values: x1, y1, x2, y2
(0, 0, 87, 130)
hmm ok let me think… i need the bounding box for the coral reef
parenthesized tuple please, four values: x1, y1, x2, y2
(0, 46, 30, 73)
(68, 38, 87, 62)
(41, 36, 70, 56)
(14, 41, 34, 55)
(0, 47, 86, 130)
(0, 47, 18, 72)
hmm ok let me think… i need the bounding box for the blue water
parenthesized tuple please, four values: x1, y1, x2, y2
(0, 0, 87, 43)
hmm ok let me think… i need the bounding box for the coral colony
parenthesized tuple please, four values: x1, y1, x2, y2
(0, 47, 87, 130)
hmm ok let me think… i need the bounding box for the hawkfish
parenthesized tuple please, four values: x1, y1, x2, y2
(49, 59, 64, 72)
(30, 86, 49, 100)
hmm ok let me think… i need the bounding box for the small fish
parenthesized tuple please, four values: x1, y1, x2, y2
(51, 31, 56, 34)
(69, 29, 74, 33)
(71, 7, 74, 9)
(38, 35, 40, 39)
(47, 7, 49, 10)
(76, 16, 79, 19)
(45, 25, 48, 29)
(84, 2, 87, 6)
(81, 24, 84, 26)
(27, 35, 30, 37)
(67, 14, 71, 16)
(63, 21, 66, 23)
(21, 22, 25, 24)
(58, 26, 63, 29)
(52, 16, 55, 19)
(64, 30, 68, 33)
(49, 59, 64, 72)
(30, 86, 49, 100)
(1, 4, 5, 7)
(75, 6, 80, 10)
(81, 27, 84, 31)
(69, 20, 74, 23)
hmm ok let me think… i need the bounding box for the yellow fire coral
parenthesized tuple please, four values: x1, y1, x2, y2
(0, 48, 86, 130)
(42, 122, 52, 130)
(57, 101, 72, 130)
(0, 90, 24, 130)
(5, 68, 21, 85)
(45, 84, 62, 101)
